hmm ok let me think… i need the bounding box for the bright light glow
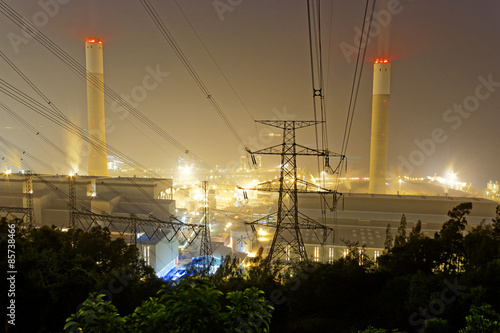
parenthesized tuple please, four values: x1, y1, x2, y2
(179, 165, 192, 176)
(5, 169, 11, 175)
(446, 170, 457, 183)
(86, 37, 102, 44)
(257, 228, 267, 236)
(427, 170, 467, 191)
(375, 58, 389, 64)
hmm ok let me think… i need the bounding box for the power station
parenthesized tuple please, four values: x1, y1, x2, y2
(85, 37, 108, 177)
(0, 10, 497, 283)
(369, 58, 391, 194)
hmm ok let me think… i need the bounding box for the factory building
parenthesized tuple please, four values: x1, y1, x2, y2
(0, 173, 178, 274)
(298, 192, 498, 263)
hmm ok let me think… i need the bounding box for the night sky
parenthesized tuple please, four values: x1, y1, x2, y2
(0, 0, 499, 188)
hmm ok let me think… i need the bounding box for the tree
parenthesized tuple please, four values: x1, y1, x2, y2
(384, 223, 393, 252)
(394, 214, 407, 247)
(0, 221, 162, 332)
(67, 278, 273, 332)
(438, 202, 472, 272)
(493, 205, 500, 237)
(64, 293, 126, 333)
(357, 327, 401, 333)
(459, 304, 500, 333)
(423, 318, 452, 333)
(223, 287, 274, 333)
(408, 220, 423, 240)
(463, 222, 500, 270)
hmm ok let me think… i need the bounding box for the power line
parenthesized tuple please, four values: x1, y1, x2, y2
(140, 0, 249, 151)
(0, 1, 210, 169)
(174, 0, 256, 124)
(0, 79, 161, 178)
(336, 0, 377, 190)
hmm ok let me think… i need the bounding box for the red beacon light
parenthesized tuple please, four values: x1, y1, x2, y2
(86, 37, 103, 44)
(375, 58, 389, 64)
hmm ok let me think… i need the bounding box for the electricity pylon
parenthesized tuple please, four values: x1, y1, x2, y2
(25, 171, 35, 228)
(199, 181, 212, 266)
(245, 120, 342, 269)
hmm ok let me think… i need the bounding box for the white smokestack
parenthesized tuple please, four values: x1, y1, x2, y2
(85, 37, 108, 177)
(369, 58, 391, 194)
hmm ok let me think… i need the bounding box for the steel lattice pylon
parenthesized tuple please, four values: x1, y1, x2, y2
(25, 171, 35, 228)
(246, 120, 342, 269)
(200, 181, 212, 260)
(68, 175, 76, 228)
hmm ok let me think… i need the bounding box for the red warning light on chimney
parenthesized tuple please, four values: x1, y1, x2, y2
(375, 58, 389, 64)
(86, 37, 103, 44)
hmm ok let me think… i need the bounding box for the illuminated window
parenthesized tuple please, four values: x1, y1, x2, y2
(143, 246, 150, 266)
(374, 250, 380, 261)
(328, 248, 334, 263)
(343, 248, 349, 258)
(313, 247, 319, 262)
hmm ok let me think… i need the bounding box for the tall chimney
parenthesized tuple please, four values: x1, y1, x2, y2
(85, 37, 108, 176)
(369, 58, 391, 194)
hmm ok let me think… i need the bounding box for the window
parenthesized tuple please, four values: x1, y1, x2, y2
(328, 248, 334, 263)
(374, 250, 380, 261)
(313, 247, 320, 262)
(343, 248, 349, 258)
(143, 246, 150, 266)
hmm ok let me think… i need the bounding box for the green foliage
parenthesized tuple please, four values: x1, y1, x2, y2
(384, 223, 393, 251)
(8, 202, 500, 333)
(357, 327, 401, 333)
(438, 202, 473, 272)
(126, 295, 168, 333)
(0, 222, 162, 332)
(64, 293, 126, 333)
(423, 318, 452, 333)
(340, 239, 374, 268)
(212, 254, 243, 284)
(394, 214, 407, 248)
(66, 277, 273, 332)
(408, 219, 423, 240)
(493, 205, 500, 236)
(223, 287, 274, 333)
(459, 304, 500, 332)
(158, 278, 224, 332)
(463, 222, 500, 270)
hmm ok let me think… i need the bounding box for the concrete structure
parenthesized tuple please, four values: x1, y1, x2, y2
(86, 37, 108, 177)
(0, 173, 178, 274)
(298, 192, 498, 262)
(138, 233, 179, 276)
(369, 58, 391, 194)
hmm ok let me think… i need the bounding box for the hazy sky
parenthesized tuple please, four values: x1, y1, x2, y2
(0, 0, 499, 187)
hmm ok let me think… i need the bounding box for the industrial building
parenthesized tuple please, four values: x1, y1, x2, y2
(0, 172, 178, 274)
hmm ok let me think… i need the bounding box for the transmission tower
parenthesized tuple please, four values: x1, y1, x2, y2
(68, 175, 76, 228)
(245, 120, 341, 269)
(25, 171, 35, 228)
(199, 181, 212, 267)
